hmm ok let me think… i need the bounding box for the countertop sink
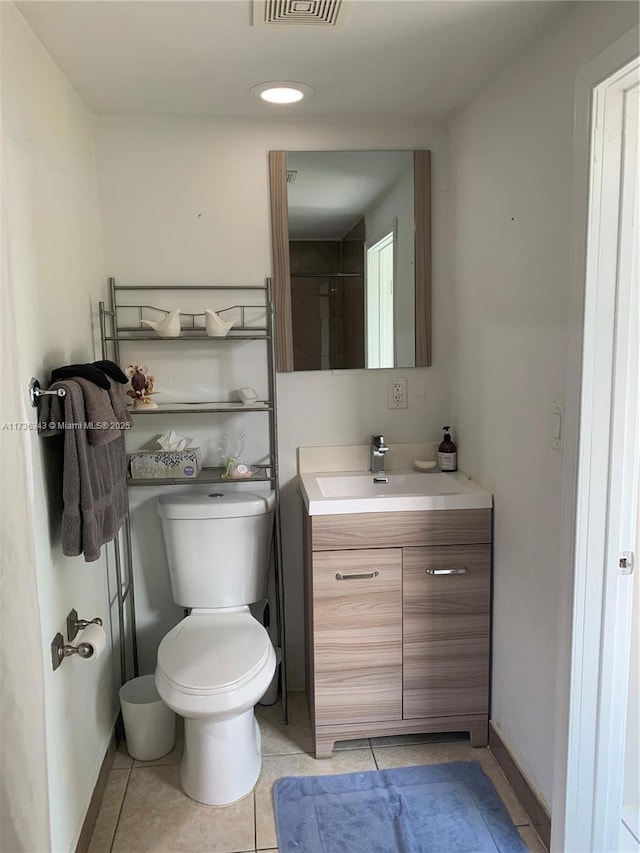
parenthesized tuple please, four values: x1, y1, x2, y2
(299, 470, 492, 515)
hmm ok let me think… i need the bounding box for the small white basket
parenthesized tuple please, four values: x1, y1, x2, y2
(129, 447, 202, 480)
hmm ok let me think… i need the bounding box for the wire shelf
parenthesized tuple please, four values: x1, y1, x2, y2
(127, 401, 273, 415)
(127, 464, 273, 488)
(104, 332, 270, 342)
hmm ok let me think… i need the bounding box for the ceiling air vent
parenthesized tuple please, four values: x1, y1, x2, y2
(253, 0, 347, 27)
(286, 170, 298, 184)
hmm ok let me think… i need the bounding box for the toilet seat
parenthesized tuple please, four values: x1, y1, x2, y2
(157, 612, 272, 696)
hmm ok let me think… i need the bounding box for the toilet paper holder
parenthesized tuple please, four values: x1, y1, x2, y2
(50, 610, 103, 671)
(66, 607, 102, 642)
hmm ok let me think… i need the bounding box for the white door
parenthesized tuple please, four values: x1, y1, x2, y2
(619, 86, 640, 853)
(553, 54, 640, 852)
(621, 496, 640, 852)
(366, 230, 395, 368)
(605, 79, 639, 853)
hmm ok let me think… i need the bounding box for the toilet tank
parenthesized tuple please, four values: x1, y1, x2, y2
(157, 490, 276, 608)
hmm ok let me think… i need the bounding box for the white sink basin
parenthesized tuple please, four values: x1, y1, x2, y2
(299, 470, 492, 515)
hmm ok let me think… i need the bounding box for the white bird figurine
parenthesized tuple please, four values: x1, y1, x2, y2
(141, 309, 182, 338)
(205, 309, 237, 337)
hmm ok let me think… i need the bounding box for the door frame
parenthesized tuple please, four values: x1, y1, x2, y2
(552, 28, 640, 853)
(366, 226, 396, 368)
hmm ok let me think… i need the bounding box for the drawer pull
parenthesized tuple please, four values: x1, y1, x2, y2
(336, 570, 380, 581)
(425, 567, 469, 575)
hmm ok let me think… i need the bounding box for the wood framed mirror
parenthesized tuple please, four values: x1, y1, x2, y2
(269, 149, 431, 372)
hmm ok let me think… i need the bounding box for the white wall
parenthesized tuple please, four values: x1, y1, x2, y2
(0, 104, 51, 853)
(448, 0, 639, 809)
(1, 5, 118, 850)
(93, 116, 452, 687)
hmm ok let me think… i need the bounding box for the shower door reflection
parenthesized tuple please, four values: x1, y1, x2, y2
(290, 232, 365, 371)
(290, 274, 365, 371)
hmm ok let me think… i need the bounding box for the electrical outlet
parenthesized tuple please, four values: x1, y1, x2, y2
(388, 377, 407, 409)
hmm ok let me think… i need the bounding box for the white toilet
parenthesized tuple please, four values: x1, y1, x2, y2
(155, 490, 277, 806)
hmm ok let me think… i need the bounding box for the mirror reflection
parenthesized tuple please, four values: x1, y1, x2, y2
(286, 150, 417, 371)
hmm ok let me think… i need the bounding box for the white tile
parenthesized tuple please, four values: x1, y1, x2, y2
(102, 695, 537, 853)
(112, 765, 254, 853)
(255, 693, 370, 756)
(256, 692, 314, 756)
(112, 741, 133, 770)
(87, 769, 129, 853)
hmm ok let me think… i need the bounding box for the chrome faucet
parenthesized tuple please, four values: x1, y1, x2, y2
(371, 434, 389, 483)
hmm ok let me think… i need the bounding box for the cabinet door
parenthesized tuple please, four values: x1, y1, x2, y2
(403, 545, 490, 719)
(313, 548, 402, 725)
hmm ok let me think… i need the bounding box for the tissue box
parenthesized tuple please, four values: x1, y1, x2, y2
(129, 447, 202, 480)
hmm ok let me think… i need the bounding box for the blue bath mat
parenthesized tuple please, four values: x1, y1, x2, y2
(274, 761, 528, 853)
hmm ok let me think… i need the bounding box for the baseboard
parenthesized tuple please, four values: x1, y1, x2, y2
(75, 726, 119, 853)
(489, 722, 551, 850)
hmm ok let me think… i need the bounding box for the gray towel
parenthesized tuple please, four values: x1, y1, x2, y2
(39, 380, 128, 562)
(107, 380, 133, 428)
(72, 376, 131, 447)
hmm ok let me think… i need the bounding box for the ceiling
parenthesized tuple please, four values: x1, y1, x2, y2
(287, 150, 413, 239)
(16, 0, 568, 118)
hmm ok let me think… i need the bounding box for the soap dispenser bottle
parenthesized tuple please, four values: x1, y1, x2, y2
(438, 426, 457, 472)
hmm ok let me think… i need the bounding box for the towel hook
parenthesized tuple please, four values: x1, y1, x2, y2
(29, 377, 66, 408)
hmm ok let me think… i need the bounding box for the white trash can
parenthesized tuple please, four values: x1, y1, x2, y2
(119, 675, 175, 761)
(259, 647, 282, 706)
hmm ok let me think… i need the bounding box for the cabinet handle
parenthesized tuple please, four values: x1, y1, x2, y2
(425, 567, 469, 575)
(335, 570, 380, 581)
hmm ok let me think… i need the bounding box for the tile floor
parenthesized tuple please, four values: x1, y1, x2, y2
(88, 693, 548, 853)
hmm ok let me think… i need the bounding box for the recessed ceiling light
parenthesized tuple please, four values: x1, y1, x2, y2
(250, 81, 313, 104)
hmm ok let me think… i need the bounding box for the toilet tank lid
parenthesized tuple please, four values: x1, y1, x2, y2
(157, 490, 275, 520)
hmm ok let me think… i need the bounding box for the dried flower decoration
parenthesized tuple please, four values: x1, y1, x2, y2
(125, 362, 158, 410)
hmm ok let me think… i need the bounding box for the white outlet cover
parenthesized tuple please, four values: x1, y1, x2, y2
(388, 378, 407, 409)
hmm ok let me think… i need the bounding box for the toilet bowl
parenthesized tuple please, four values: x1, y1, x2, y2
(154, 489, 277, 806)
(156, 609, 276, 805)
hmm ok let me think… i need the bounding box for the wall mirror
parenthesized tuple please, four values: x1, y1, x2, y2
(269, 149, 431, 372)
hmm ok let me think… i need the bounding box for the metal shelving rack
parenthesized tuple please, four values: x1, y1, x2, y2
(99, 277, 288, 722)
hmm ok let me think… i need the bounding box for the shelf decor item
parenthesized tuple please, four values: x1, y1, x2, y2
(204, 309, 236, 337)
(141, 309, 182, 338)
(237, 386, 259, 405)
(129, 446, 202, 480)
(125, 362, 158, 410)
(218, 429, 252, 479)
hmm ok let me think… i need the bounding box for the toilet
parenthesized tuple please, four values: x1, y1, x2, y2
(155, 490, 277, 806)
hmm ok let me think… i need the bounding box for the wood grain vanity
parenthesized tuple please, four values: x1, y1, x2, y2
(303, 507, 492, 758)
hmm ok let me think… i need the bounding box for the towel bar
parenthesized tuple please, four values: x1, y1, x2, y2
(29, 377, 66, 408)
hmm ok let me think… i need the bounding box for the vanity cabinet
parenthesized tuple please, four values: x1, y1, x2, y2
(402, 545, 491, 720)
(312, 549, 402, 726)
(303, 508, 492, 758)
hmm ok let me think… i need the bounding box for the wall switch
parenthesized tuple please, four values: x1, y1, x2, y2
(388, 377, 408, 409)
(552, 401, 565, 451)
